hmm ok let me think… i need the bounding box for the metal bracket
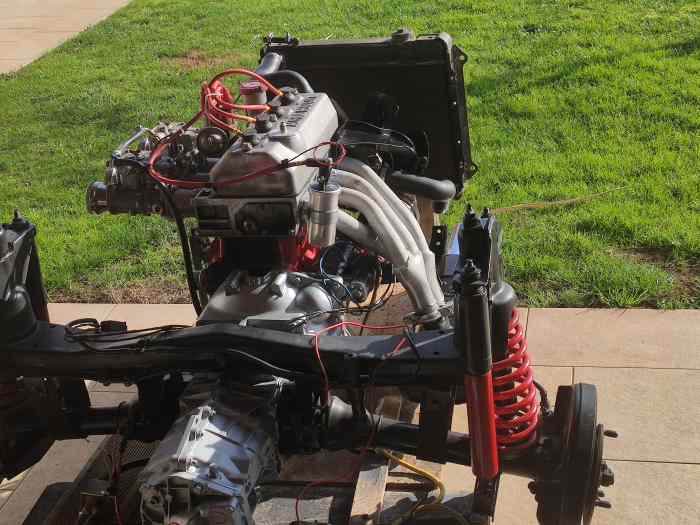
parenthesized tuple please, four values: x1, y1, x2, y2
(429, 224, 448, 259)
(417, 388, 455, 463)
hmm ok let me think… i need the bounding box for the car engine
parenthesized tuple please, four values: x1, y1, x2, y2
(0, 30, 615, 525)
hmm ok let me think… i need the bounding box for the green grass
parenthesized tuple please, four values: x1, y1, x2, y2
(1, 0, 698, 307)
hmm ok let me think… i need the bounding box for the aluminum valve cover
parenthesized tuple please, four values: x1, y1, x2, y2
(210, 92, 338, 197)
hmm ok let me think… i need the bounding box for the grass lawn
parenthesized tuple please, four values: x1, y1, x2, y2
(1, 0, 698, 307)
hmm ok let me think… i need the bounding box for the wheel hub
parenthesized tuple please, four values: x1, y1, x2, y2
(533, 383, 616, 525)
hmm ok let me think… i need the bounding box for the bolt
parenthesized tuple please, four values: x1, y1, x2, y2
(367, 153, 382, 171)
(600, 462, 615, 487)
(462, 204, 480, 229)
(603, 429, 619, 438)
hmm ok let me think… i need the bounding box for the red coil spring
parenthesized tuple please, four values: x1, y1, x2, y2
(492, 308, 540, 449)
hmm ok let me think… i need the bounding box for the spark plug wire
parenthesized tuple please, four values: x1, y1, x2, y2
(208, 68, 284, 98)
(201, 82, 256, 126)
(147, 67, 285, 188)
(310, 320, 407, 408)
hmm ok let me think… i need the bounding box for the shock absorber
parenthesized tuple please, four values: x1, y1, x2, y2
(492, 307, 540, 450)
(454, 260, 499, 480)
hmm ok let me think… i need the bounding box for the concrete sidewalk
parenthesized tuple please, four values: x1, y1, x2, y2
(0, 0, 129, 74)
(1, 303, 699, 524)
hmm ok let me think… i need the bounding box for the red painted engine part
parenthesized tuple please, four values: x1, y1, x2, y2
(492, 308, 540, 449)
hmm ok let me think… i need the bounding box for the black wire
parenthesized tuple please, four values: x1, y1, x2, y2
(359, 261, 383, 335)
(223, 349, 318, 380)
(65, 322, 187, 340)
(533, 380, 551, 412)
(402, 328, 422, 379)
(337, 120, 416, 148)
(64, 320, 190, 352)
(289, 277, 395, 327)
(65, 321, 188, 341)
(371, 276, 396, 311)
(154, 181, 203, 315)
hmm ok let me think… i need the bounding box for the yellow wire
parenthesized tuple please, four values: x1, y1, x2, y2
(374, 448, 445, 503)
(374, 448, 470, 525)
(412, 503, 472, 525)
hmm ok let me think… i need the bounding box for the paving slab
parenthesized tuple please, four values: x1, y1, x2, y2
(108, 303, 196, 329)
(0, 489, 13, 511)
(0, 9, 120, 32)
(527, 308, 700, 369)
(593, 460, 700, 525)
(575, 367, 700, 463)
(88, 381, 138, 394)
(0, 30, 76, 60)
(0, 58, 25, 71)
(0, 0, 130, 73)
(0, 471, 28, 492)
(0, 436, 105, 524)
(90, 390, 136, 407)
(47, 302, 115, 324)
(445, 458, 700, 524)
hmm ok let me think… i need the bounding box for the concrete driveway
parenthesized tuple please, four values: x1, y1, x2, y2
(1, 302, 699, 524)
(0, 0, 129, 74)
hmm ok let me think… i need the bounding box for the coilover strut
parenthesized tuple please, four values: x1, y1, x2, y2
(492, 307, 540, 450)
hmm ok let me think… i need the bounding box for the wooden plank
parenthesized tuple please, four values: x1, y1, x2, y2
(349, 393, 403, 524)
(348, 454, 392, 525)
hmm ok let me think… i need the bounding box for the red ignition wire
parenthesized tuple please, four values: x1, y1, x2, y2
(312, 140, 348, 167)
(217, 98, 271, 113)
(310, 320, 407, 408)
(148, 67, 283, 189)
(295, 334, 408, 524)
(147, 111, 211, 189)
(201, 83, 255, 125)
(208, 68, 284, 98)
